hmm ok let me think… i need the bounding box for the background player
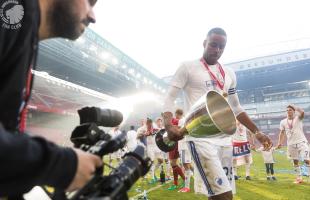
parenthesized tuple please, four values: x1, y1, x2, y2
(277, 104, 309, 184)
(232, 120, 255, 180)
(167, 109, 185, 191)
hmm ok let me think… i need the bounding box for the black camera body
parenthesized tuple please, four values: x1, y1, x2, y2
(55, 107, 151, 200)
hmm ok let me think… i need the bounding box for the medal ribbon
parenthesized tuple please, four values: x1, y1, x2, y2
(200, 58, 225, 90)
(287, 118, 294, 130)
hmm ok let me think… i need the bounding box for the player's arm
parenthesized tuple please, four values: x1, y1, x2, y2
(247, 129, 255, 149)
(232, 100, 272, 149)
(162, 86, 189, 140)
(226, 68, 272, 149)
(277, 129, 286, 148)
(162, 63, 188, 141)
(291, 104, 304, 120)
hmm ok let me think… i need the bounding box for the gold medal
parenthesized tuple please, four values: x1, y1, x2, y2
(222, 92, 228, 98)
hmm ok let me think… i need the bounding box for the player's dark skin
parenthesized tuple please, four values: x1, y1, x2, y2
(162, 31, 272, 200)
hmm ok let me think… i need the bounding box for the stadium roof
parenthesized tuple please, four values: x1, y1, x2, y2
(29, 71, 116, 114)
(37, 28, 168, 97)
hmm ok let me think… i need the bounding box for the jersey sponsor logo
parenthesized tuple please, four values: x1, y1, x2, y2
(205, 80, 216, 90)
(0, 0, 23, 30)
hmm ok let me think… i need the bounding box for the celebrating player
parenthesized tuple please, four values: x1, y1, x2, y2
(277, 104, 309, 184)
(163, 27, 272, 200)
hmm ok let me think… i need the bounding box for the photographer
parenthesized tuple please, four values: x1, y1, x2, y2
(0, 0, 101, 197)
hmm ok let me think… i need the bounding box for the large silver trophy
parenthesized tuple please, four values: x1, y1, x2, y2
(156, 90, 237, 152)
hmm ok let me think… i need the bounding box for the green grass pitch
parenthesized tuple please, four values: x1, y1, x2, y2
(127, 149, 310, 200)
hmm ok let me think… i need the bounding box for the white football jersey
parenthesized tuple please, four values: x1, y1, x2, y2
(126, 130, 138, 151)
(170, 59, 237, 146)
(137, 126, 157, 148)
(232, 124, 248, 143)
(280, 116, 307, 146)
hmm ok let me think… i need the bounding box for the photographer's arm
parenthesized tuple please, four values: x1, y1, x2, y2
(0, 124, 101, 196)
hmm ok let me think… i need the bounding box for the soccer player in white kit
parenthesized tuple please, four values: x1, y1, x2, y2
(137, 118, 160, 183)
(178, 117, 193, 192)
(162, 27, 272, 200)
(126, 125, 138, 152)
(232, 121, 254, 180)
(277, 104, 309, 184)
(154, 118, 172, 180)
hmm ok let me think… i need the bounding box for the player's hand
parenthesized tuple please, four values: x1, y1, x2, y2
(276, 143, 282, 149)
(250, 144, 256, 150)
(66, 149, 102, 191)
(161, 112, 185, 141)
(255, 132, 273, 150)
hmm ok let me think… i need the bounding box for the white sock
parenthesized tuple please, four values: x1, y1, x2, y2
(155, 163, 161, 171)
(150, 164, 156, 179)
(185, 170, 192, 189)
(245, 164, 251, 177)
(233, 167, 238, 176)
(307, 165, 310, 177)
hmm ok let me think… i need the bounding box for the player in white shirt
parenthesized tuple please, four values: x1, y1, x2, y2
(256, 146, 277, 180)
(232, 120, 254, 180)
(162, 27, 272, 199)
(277, 104, 309, 184)
(154, 118, 165, 160)
(126, 125, 138, 152)
(178, 117, 193, 193)
(154, 117, 171, 180)
(137, 118, 160, 183)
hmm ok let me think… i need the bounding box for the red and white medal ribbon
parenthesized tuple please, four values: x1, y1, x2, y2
(200, 58, 225, 92)
(287, 118, 294, 130)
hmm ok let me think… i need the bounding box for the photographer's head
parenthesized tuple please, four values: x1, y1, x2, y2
(39, 0, 97, 40)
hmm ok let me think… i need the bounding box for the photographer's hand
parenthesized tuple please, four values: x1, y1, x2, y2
(66, 149, 102, 191)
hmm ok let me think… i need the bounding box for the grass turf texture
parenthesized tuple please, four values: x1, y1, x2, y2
(126, 149, 310, 200)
